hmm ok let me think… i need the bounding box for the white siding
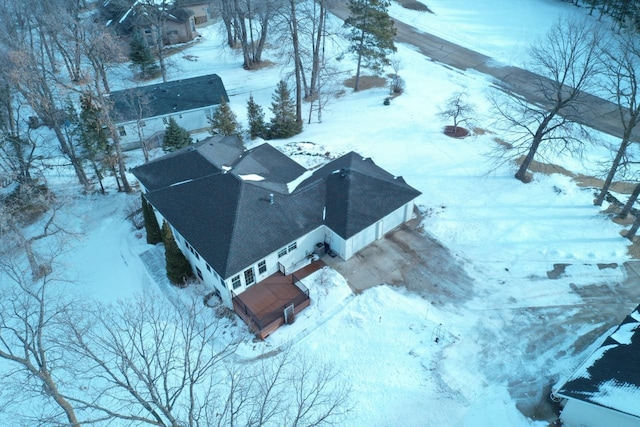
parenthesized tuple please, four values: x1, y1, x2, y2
(223, 226, 325, 297)
(346, 222, 377, 259)
(382, 204, 407, 234)
(116, 106, 217, 146)
(561, 398, 640, 427)
(325, 228, 346, 259)
(343, 201, 414, 259)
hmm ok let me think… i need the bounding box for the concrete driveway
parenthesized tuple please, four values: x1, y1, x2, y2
(322, 219, 476, 306)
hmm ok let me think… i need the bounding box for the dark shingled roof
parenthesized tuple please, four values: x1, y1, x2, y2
(109, 74, 228, 123)
(132, 143, 421, 278)
(556, 305, 640, 418)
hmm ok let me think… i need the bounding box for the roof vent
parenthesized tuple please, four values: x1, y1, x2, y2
(269, 193, 274, 205)
(340, 168, 348, 178)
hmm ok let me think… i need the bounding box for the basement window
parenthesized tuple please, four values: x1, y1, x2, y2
(287, 242, 297, 252)
(277, 248, 287, 258)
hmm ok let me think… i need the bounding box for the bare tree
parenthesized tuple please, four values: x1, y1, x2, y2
(492, 17, 603, 183)
(438, 91, 475, 133)
(62, 292, 238, 426)
(0, 247, 80, 426)
(212, 349, 352, 427)
(594, 31, 640, 206)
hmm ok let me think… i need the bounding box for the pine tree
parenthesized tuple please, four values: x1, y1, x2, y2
(142, 194, 162, 245)
(208, 97, 241, 136)
(162, 221, 192, 286)
(163, 117, 192, 152)
(344, 0, 397, 91)
(77, 93, 117, 193)
(269, 80, 302, 139)
(246, 95, 267, 139)
(129, 31, 159, 79)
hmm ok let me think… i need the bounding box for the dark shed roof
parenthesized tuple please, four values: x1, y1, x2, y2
(556, 305, 640, 418)
(109, 74, 228, 123)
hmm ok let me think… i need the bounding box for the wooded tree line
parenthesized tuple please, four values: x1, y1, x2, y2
(0, 0, 397, 202)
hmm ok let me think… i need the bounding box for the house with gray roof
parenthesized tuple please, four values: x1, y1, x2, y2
(132, 137, 421, 312)
(108, 74, 228, 147)
(554, 305, 640, 427)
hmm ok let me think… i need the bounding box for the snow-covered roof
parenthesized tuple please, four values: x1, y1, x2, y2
(556, 306, 640, 418)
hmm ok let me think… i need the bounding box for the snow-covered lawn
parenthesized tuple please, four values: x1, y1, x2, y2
(5, 0, 638, 425)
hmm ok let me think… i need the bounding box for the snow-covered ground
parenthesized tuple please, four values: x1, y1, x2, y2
(3, 0, 638, 425)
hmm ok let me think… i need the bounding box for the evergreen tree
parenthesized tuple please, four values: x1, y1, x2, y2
(208, 97, 241, 136)
(77, 93, 118, 193)
(246, 95, 267, 139)
(268, 80, 302, 139)
(162, 220, 192, 285)
(344, 0, 397, 91)
(163, 117, 192, 152)
(141, 194, 162, 245)
(129, 31, 159, 79)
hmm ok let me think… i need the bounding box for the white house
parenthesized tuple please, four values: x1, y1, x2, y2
(132, 137, 421, 311)
(108, 74, 228, 148)
(554, 305, 640, 427)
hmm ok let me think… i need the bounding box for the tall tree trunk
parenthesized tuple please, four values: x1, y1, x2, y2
(619, 182, 640, 219)
(594, 135, 632, 206)
(52, 125, 92, 191)
(515, 135, 542, 182)
(290, 0, 302, 123)
(354, 27, 365, 91)
(626, 214, 640, 241)
(308, 0, 325, 100)
(110, 130, 132, 193)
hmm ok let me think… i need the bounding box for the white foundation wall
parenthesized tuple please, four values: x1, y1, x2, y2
(560, 398, 640, 427)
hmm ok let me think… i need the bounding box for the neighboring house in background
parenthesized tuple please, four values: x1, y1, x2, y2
(554, 305, 640, 427)
(131, 138, 421, 312)
(108, 73, 228, 147)
(106, 1, 199, 47)
(175, 0, 214, 26)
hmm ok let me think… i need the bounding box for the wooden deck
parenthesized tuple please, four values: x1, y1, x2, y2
(233, 260, 325, 339)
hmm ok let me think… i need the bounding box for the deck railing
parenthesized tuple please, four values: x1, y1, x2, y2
(231, 290, 264, 331)
(232, 274, 310, 333)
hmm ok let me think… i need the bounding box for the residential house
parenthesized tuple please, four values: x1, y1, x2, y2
(175, 0, 214, 26)
(554, 305, 640, 427)
(108, 73, 228, 147)
(105, 0, 198, 46)
(132, 138, 421, 336)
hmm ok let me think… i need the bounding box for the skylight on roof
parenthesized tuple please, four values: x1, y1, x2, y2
(239, 174, 265, 181)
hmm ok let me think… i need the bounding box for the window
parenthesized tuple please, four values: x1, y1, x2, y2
(206, 264, 212, 273)
(196, 267, 203, 280)
(163, 117, 169, 125)
(231, 275, 241, 289)
(288, 242, 297, 252)
(117, 126, 126, 136)
(244, 268, 255, 287)
(258, 260, 266, 274)
(194, 252, 200, 260)
(277, 248, 287, 258)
